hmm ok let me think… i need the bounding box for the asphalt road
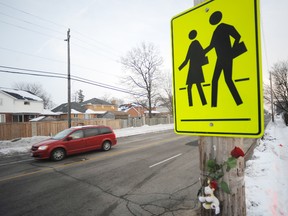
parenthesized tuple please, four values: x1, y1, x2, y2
(0, 130, 201, 216)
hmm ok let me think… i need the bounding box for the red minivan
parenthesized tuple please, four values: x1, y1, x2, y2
(31, 125, 117, 161)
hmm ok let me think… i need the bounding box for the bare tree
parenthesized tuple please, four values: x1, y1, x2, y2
(100, 94, 124, 106)
(121, 42, 163, 118)
(157, 70, 173, 114)
(264, 60, 288, 113)
(78, 89, 84, 103)
(13, 82, 55, 109)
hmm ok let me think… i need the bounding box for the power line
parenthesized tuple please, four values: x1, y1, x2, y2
(71, 41, 119, 63)
(0, 11, 64, 36)
(0, 2, 125, 78)
(0, 46, 66, 64)
(72, 32, 121, 57)
(0, 65, 143, 96)
(0, 9, 121, 58)
(0, 1, 67, 29)
(0, 18, 122, 69)
(0, 46, 121, 78)
(0, 19, 63, 40)
(0, 1, 122, 56)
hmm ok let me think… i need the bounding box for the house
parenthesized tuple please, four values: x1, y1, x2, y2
(119, 103, 145, 118)
(81, 98, 128, 119)
(81, 98, 118, 112)
(119, 103, 162, 118)
(29, 109, 62, 122)
(0, 87, 44, 123)
(52, 102, 87, 120)
(52, 98, 128, 120)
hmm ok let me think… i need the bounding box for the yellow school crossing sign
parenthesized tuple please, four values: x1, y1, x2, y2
(171, 0, 263, 137)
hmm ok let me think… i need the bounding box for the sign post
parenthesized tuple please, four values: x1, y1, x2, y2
(171, 0, 263, 215)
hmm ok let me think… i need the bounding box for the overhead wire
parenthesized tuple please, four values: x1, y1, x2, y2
(0, 10, 64, 36)
(0, 1, 67, 29)
(0, 1, 122, 58)
(0, 19, 63, 40)
(0, 46, 120, 78)
(0, 2, 123, 80)
(0, 65, 143, 96)
(260, 14, 270, 73)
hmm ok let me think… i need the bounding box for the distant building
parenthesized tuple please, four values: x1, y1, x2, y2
(52, 98, 128, 121)
(0, 87, 44, 123)
(119, 103, 146, 118)
(119, 103, 166, 118)
(81, 98, 118, 112)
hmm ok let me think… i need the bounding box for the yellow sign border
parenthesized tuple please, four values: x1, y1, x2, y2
(171, 0, 263, 138)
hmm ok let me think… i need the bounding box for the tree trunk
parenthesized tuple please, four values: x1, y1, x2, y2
(198, 137, 246, 216)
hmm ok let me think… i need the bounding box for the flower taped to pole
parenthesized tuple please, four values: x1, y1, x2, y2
(198, 146, 245, 214)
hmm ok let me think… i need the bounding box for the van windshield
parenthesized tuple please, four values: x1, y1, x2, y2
(52, 128, 74, 140)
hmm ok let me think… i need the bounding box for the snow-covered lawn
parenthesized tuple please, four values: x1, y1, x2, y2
(0, 120, 287, 215)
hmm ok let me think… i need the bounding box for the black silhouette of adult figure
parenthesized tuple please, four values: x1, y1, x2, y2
(179, 30, 208, 107)
(205, 11, 246, 107)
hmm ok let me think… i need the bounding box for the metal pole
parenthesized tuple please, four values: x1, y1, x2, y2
(65, 29, 71, 128)
(270, 71, 274, 122)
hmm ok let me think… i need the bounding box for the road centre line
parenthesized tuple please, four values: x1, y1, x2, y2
(0, 159, 34, 167)
(149, 153, 182, 168)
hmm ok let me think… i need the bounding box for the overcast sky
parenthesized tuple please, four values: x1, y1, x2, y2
(0, 0, 287, 107)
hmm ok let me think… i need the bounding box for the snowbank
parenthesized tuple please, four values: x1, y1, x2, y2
(0, 124, 174, 156)
(245, 115, 288, 215)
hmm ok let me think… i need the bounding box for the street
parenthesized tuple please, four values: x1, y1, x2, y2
(0, 130, 201, 216)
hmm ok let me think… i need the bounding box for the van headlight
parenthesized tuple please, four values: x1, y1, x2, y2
(38, 145, 48, 150)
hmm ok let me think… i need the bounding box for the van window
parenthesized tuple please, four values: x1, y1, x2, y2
(70, 130, 84, 139)
(99, 127, 112, 134)
(85, 128, 100, 137)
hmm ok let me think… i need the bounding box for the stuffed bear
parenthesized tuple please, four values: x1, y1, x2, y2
(198, 180, 220, 215)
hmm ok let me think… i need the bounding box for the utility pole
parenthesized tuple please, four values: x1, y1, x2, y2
(193, 0, 246, 215)
(270, 71, 274, 122)
(65, 29, 71, 128)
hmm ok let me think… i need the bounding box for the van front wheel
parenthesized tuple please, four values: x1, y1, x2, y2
(102, 141, 111, 151)
(51, 148, 66, 161)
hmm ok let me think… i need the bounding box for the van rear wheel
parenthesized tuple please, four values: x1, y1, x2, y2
(51, 148, 66, 161)
(102, 141, 111, 151)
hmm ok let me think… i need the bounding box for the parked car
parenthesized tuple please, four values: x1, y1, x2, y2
(31, 125, 117, 161)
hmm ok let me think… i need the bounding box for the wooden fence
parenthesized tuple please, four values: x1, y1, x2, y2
(0, 116, 173, 141)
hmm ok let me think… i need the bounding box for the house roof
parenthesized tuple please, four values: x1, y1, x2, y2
(110, 110, 129, 116)
(29, 116, 46, 122)
(85, 109, 106, 114)
(119, 103, 143, 111)
(81, 98, 112, 105)
(0, 87, 42, 101)
(41, 109, 60, 116)
(52, 102, 87, 113)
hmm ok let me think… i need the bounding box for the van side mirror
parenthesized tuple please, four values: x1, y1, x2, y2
(66, 136, 73, 141)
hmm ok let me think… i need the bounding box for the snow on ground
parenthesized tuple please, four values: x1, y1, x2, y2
(0, 120, 287, 215)
(0, 124, 174, 156)
(245, 115, 288, 216)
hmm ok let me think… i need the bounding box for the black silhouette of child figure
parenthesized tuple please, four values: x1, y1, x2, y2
(179, 30, 208, 107)
(205, 11, 246, 107)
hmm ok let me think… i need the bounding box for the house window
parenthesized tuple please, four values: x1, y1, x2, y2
(24, 101, 30, 105)
(0, 114, 5, 123)
(13, 115, 23, 122)
(74, 114, 78, 118)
